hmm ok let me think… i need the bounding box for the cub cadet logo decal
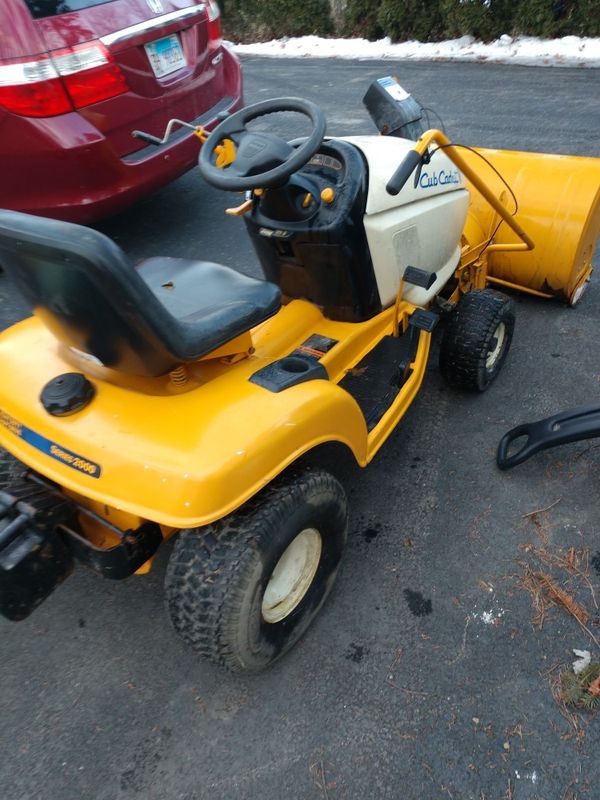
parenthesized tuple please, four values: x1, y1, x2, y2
(419, 169, 461, 189)
(0, 410, 101, 478)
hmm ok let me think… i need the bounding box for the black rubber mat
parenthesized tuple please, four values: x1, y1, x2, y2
(339, 332, 419, 431)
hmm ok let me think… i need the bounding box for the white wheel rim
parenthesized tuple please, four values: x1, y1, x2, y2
(486, 322, 506, 370)
(261, 528, 322, 624)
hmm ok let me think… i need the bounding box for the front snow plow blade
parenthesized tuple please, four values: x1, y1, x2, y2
(462, 147, 600, 303)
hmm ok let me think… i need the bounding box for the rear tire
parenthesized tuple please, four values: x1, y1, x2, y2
(164, 468, 348, 672)
(439, 289, 515, 391)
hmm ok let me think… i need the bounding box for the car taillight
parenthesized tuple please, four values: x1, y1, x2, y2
(0, 57, 71, 117)
(52, 42, 128, 110)
(0, 41, 127, 118)
(206, 0, 222, 46)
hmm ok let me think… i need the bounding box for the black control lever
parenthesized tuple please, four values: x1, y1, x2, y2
(386, 150, 423, 196)
(413, 150, 430, 189)
(497, 404, 600, 470)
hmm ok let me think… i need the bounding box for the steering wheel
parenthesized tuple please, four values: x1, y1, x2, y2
(198, 97, 327, 191)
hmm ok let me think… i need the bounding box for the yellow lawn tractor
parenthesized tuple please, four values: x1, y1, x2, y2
(0, 80, 598, 671)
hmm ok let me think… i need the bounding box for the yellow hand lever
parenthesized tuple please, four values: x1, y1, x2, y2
(214, 138, 237, 169)
(225, 199, 253, 217)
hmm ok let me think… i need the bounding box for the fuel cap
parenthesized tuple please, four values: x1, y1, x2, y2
(40, 373, 95, 417)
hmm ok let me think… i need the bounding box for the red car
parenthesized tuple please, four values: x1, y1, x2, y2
(0, 0, 242, 222)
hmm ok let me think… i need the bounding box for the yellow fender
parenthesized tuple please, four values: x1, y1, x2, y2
(0, 300, 429, 530)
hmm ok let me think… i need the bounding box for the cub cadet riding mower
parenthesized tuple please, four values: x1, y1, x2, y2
(0, 80, 598, 672)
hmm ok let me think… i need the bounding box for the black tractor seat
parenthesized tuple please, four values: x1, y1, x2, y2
(0, 210, 281, 377)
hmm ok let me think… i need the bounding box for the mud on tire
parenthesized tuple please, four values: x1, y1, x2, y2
(439, 288, 516, 392)
(164, 468, 348, 672)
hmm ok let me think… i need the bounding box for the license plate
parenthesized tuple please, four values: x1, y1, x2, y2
(145, 34, 186, 78)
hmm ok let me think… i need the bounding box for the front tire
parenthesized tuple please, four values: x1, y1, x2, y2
(164, 468, 348, 672)
(439, 289, 515, 391)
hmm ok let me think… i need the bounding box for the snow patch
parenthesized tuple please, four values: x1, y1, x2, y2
(573, 649, 592, 674)
(515, 769, 538, 784)
(473, 607, 505, 625)
(230, 35, 600, 68)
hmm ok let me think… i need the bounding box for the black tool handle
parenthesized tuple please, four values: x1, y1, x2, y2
(132, 130, 163, 146)
(497, 404, 600, 470)
(386, 150, 423, 195)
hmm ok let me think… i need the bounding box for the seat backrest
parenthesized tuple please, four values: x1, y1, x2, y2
(0, 210, 182, 376)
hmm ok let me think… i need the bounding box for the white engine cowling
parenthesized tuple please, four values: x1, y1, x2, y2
(343, 136, 470, 307)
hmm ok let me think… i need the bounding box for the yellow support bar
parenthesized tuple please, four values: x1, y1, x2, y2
(485, 275, 554, 299)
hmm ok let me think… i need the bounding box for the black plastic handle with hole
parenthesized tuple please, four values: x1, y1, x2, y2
(497, 404, 600, 470)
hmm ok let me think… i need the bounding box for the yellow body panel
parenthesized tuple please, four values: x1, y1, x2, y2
(0, 300, 429, 529)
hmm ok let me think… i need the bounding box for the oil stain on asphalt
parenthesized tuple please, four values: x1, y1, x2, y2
(345, 643, 369, 663)
(403, 589, 433, 616)
(362, 524, 380, 542)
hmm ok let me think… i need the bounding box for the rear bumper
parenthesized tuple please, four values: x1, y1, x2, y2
(0, 48, 243, 224)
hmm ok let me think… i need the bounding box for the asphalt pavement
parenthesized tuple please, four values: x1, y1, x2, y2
(1, 57, 600, 800)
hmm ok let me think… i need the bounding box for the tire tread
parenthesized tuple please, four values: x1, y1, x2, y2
(164, 468, 346, 671)
(439, 289, 515, 391)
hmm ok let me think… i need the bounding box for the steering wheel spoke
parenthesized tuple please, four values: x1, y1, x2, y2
(217, 120, 247, 146)
(199, 97, 327, 191)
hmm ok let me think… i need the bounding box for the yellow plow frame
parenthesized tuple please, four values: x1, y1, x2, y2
(412, 129, 600, 304)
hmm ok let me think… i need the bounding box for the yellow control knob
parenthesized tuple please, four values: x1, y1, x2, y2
(321, 187, 335, 205)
